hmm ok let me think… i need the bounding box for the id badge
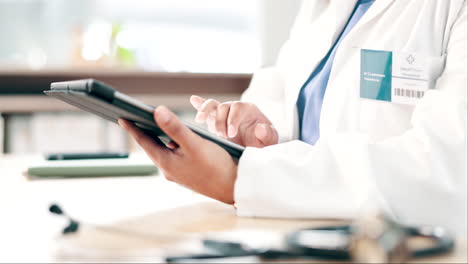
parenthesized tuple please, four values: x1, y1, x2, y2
(360, 49, 430, 105)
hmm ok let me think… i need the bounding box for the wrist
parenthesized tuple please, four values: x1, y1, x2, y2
(219, 162, 238, 205)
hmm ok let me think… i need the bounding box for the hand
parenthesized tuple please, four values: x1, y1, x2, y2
(118, 106, 237, 204)
(190, 95, 279, 148)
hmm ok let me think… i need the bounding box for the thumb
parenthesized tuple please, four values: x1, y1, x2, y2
(254, 123, 278, 146)
(154, 106, 200, 150)
(190, 95, 206, 111)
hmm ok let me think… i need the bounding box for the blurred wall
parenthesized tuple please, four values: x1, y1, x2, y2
(0, 0, 300, 71)
(259, 0, 302, 67)
(0, 0, 301, 154)
(0, 0, 92, 68)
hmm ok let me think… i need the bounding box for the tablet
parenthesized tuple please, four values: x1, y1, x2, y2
(44, 79, 245, 158)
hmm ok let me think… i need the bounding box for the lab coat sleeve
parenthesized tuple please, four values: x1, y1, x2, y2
(235, 5, 467, 234)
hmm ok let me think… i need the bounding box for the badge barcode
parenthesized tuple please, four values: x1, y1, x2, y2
(394, 88, 425, 99)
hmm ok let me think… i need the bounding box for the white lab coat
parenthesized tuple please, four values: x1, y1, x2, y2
(235, 0, 467, 235)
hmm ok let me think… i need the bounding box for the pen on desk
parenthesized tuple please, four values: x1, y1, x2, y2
(46, 152, 129, 161)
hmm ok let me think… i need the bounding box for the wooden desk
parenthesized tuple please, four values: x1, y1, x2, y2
(0, 155, 466, 263)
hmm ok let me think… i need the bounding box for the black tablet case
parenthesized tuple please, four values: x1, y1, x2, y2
(45, 79, 244, 158)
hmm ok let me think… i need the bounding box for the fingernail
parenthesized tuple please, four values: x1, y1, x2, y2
(228, 125, 237, 138)
(157, 106, 171, 124)
(190, 95, 203, 109)
(190, 95, 199, 106)
(255, 124, 269, 140)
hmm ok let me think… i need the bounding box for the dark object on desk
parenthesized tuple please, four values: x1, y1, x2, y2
(46, 152, 129, 161)
(165, 227, 352, 263)
(165, 216, 455, 263)
(166, 239, 299, 263)
(285, 225, 351, 260)
(44, 79, 245, 158)
(49, 204, 80, 234)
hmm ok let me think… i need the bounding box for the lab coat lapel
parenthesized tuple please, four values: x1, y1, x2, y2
(351, 0, 395, 31)
(285, 0, 341, 139)
(286, 0, 358, 139)
(331, 0, 395, 37)
(319, 0, 396, 136)
(332, 0, 358, 41)
(288, 0, 396, 139)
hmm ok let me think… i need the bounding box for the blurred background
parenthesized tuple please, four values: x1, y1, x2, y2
(0, 0, 301, 154)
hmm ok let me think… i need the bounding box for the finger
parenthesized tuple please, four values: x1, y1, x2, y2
(195, 99, 219, 123)
(206, 115, 217, 134)
(226, 102, 248, 138)
(192, 95, 208, 124)
(254, 123, 278, 146)
(118, 119, 169, 165)
(190, 95, 206, 111)
(199, 99, 220, 113)
(215, 102, 232, 138)
(195, 111, 208, 124)
(154, 106, 201, 151)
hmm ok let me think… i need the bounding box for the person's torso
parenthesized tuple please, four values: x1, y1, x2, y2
(276, 0, 464, 141)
